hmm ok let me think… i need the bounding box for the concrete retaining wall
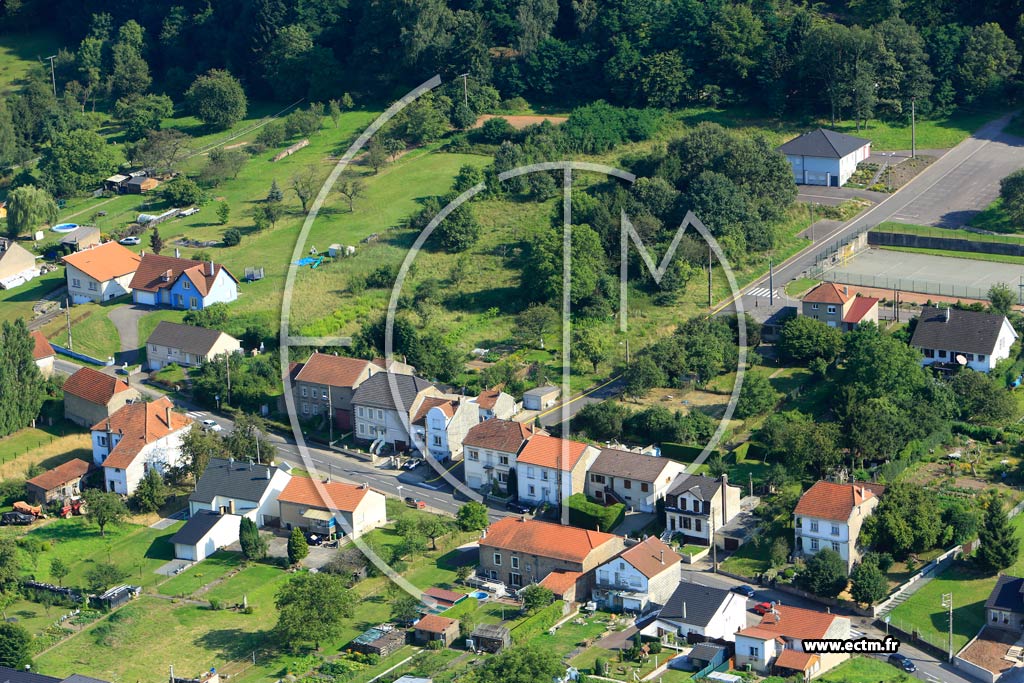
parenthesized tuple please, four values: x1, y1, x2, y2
(868, 231, 1024, 257)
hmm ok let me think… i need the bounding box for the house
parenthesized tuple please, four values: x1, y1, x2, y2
(522, 385, 559, 411)
(985, 574, 1024, 633)
(188, 457, 292, 526)
(800, 282, 879, 331)
(911, 306, 1018, 373)
(641, 581, 748, 642)
(735, 605, 851, 678)
(145, 321, 241, 371)
(475, 388, 518, 421)
(794, 481, 881, 570)
(169, 509, 242, 561)
(413, 614, 460, 647)
(90, 397, 192, 495)
(291, 353, 381, 430)
(956, 627, 1023, 683)
(777, 128, 871, 187)
(664, 474, 742, 547)
(31, 330, 55, 377)
(592, 537, 682, 613)
(412, 396, 480, 462)
(62, 242, 141, 304)
(25, 458, 91, 505)
(58, 226, 101, 252)
(63, 366, 140, 427)
(423, 587, 467, 609)
(351, 372, 442, 451)
(351, 625, 407, 658)
(463, 419, 540, 494)
(478, 517, 625, 598)
(470, 623, 511, 654)
(0, 666, 111, 683)
(130, 254, 239, 310)
(516, 434, 600, 508)
(585, 448, 687, 513)
(277, 476, 386, 539)
(125, 176, 159, 193)
(0, 240, 38, 289)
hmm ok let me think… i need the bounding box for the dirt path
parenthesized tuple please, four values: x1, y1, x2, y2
(474, 114, 567, 129)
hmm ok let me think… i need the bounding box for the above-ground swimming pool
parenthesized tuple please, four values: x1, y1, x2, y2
(469, 590, 489, 601)
(51, 223, 79, 233)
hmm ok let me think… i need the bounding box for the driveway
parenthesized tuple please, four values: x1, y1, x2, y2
(107, 304, 151, 365)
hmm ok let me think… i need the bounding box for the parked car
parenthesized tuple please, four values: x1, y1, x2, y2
(732, 585, 756, 598)
(201, 419, 222, 432)
(119, 236, 141, 245)
(401, 459, 421, 470)
(404, 497, 426, 509)
(305, 533, 326, 546)
(1, 511, 35, 526)
(752, 602, 773, 616)
(887, 653, 916, 673)
(506, 501, 533, 515)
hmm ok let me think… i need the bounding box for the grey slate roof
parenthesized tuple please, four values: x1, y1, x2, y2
(658, 581, 734, 627)
(0, 668, 60, 683)
(189, 457, 280, 504)
(910, 306, 1012, 356)
(58, 226, 100, 245)
(688, 642, 726, 662)
(169, 510, 226, 546)
(523, 385, 559, 398)
(667, 473, 722, 501)
(986, 574, 1024, 611)
(777, 128, 870, 159)
(352, 372, 434, 411)
(590, 448, 674, 482)
(146, 321, 233, 356)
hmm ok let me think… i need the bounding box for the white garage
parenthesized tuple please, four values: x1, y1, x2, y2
(777, 128, 871, 187)
(169, 510, 242, 562)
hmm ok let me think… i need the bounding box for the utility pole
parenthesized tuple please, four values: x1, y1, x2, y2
(707, 244, 713, 308)
(809, 203, 814, 242)
(911, 97, 917, 159)
(225, 353, 232, 406)
(769, 256, 774, 307)
(942, 593, 953, 662)
(328, 389, 334, 445)
(458, 73, 469, 107)
(45, 55, 57, 97)
(64, 299, 73, 352)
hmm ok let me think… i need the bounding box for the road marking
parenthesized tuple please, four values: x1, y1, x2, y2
(186, 411, 205, 418)
(536, 374, 622, 419)
(747, 287, 779, 299)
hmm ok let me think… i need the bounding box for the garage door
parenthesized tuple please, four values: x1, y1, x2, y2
(468, 475, 481, 490)
(803, 171, 829, 186)
(174, 543, 196, 561)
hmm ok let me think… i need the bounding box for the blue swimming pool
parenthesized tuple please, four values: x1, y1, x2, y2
(469, 590, 489, 601)
(51, 223, 79, 233)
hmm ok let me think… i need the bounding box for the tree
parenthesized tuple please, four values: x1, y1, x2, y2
(50, 557, 69, 586)
(391, 594, 421, 624)
(275, 572, 355, 649)
(517, 0, 558, 54)
(162, 177, 205, 207)
(5, 185, 58, 238)
(366, 140, 389, 174)
(336, 179, 365, 211)
(131, 467, 167, 513)
(223, 228, 242, 246)
(84, 562, 129, 591)
(456, 565, 474, 584)
(779, 315, 844, 363)
(266, 179, 284, 204)
(957, 23, 1020, 103)
(284, 108, 322, 138)
(108, 20, 150, 100)
(515, 304, 557, 349)
(177, 426, 226, 483)
(114, 94, 174, 141)
(83, 490, 128, 536)
(217, 202, 230, 225)
(185, 69, 247, 129)
(149, 227, 164, 255)
(130, 129, 192, 175)
(769, 537, 790, 568)
(39, 129, 118, 197)
(475, 644, 562, 683)
(200, 148, 248, 186)
(950, 370, 1015, 424)
(435, 202, 479, 252)
(328, 99, 342, 127)
(0, 623, 32, 669)
(290, 165, 319, 213)
(870, 484, 942, 558)
(341, 93, 354, 110)
(419, 516, 450, 550)
(735, 372, 780, 419)
(1000, 169, 1024, 221)
(520, 584, 554, 614)
(239, 517, 268, 561)
(287, 527, 308, 565)
(456, 501, 489, 531)
(225, 413, 277, 463)
(850, 561, 888, 605)
(798, 548, 848, 598)
(0, 539, 18, 592)
(623, 356, 666, 401)
(988, 283, 1014, 316)
(572, 325, 608, 373)
(977, 495, 1019, 573)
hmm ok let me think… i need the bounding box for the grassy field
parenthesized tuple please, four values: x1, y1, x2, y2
(874, 220, 1024, 243)
(970, 198, 1018, 234)
(0, 30, 61, 95)
(157, 551, 244, 597)
(39, 301, 122, 361)
(816, 656, 915, 682)
(0, 270, 65, 325)
(878, 245, 1024, 266)
(0, 432, 91, 478)
(785, 277, 819, 296)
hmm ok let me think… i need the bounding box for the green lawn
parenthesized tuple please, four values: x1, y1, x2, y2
(874, 220, 1024, 243)
(878, 245, 1024, 266)
(157, 551, 244, 597)
(0, 270, 66, 325)
(0, 30, 62, 95)
(138, 309, 188, 355)
(202, 563, 286, 606)
(816, 656, 915, 682)
(39, 301, 123, 361)
(785, 277, 819, 296)
(970, 198, 1019, 234)
(718, 538, 772, 577)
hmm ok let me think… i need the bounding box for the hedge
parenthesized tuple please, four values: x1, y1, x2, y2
(510, 600, 565, 643)
(952, 421, 1004, 443)
(661, 443, 723, 463)
(567, 493, 624, 532)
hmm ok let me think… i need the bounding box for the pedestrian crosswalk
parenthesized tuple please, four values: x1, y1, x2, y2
(748, 287, 780, 299)
(850, 629, 865, 639)
(186, 411, 206, 419)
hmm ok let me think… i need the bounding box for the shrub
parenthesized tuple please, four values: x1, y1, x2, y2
(566, 493, 624, 532)
(222, 228, 241, 247)
(510, 600, 564, 643)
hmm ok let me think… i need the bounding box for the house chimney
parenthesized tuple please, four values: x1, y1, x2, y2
(265, 467, 271, 480)
(660, 549, 664, 565)
(175, 247, 180, 258)
(944, 307, 951, 322)
(208, 261, 214, 276)
(228, 499, 235, 515)
(843, 286, 848, 296)
(165, 405, 172, 427)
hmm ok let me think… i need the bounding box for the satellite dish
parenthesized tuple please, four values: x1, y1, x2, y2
(955, 354, 968, 365)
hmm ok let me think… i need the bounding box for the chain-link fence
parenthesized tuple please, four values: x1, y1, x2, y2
(870, 223, 1024, 246)
(817, 270, 991, 301)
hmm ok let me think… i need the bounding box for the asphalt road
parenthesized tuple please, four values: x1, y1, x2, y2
(537, 376, 626, 430)
(724, 112, 1022, 318)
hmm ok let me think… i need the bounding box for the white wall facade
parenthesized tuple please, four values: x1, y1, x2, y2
(917, 318, 1017, 372)
(786, 144, 870, 187)
(174, 514, 243, 562)
(464, 444, 518, 492)
(66, 264, 133, 304)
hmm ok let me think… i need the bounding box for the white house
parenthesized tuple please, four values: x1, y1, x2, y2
(412, 396, 480, 462)
(169, 510, 242, 562)
(586, 448, 686, 513)
(352, 372, 442, 451)
(910, 306, 1018, 373)
(515, 434, 600, 507)
(475, 388, 518, 421)
(735, 605, 851, 679)
(462, 419, 539, 494)
(146, 321, 242, 371)
(794, 481, 883, 571)
(62, 241, 141, 304)
(90, 397, 192, 495)
(188, 457, 292, 526)
(664, 474, 742, 547)
(277, 477, 387, 540)
(641, 581, 748, 642)
(777, 128, 871, 187)
(592, 537, 682, 613)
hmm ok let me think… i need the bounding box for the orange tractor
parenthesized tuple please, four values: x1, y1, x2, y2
(60, 497, 86, 518)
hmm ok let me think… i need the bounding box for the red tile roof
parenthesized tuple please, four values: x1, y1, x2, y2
(423, 587, 465, 605)
(755, 605, 843, 640)
(31, 330, 54, 360)
(94, 397, 193, 469)
(277, 476, 372, 512)
(415, 614, 458, 633)
(802, 282, 850, 305)
(129, 253, 236, 293)
(412, 397, 457, 424)
(63, 367, 133, 405)
(480, 517, 621, 563)
(464, 419, 536, 453)
(476, 389, 503, 410)
(538, 570, 582, 597)
(294, 353, 375, 388)
(794, 481, 877, 522)
(618, 537, 681, 578)
(843, 296, 879, 324)
(62, 242, 141, 282)
(736, 626, 786, 643)
(774, 649, 820, 671)
(26, 458, 90, 491)
(516, 433, 590, 471)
